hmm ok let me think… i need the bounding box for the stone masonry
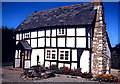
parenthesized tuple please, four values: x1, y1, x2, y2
(92, 1, 111, 74)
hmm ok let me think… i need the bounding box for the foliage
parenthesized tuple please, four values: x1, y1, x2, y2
(93, 74, 120, 82)
(54, 66, 92, 78)
(2, 26, 15, 63)
(50, 65, 57, 70)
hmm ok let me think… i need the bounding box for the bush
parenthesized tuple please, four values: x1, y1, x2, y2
(94, 74, 120, 82)
(50, 65, 57, 70)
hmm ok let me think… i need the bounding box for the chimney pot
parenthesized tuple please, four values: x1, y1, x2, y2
(94, 0, 102, 6)
(35, 11, 37, 13)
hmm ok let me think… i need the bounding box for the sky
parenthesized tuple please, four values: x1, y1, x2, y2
(2, 2, 119, 47)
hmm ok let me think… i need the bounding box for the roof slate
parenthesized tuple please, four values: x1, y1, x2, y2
(16, 40, 32, 50)
(15, 3, 97, 31)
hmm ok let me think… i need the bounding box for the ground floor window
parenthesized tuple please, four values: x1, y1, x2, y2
(46, 49, 57, 60)
(59, 49, 70, 61)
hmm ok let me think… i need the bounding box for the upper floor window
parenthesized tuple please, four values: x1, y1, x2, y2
(24, 32, 30, 39)
(57, 27, 65, 35)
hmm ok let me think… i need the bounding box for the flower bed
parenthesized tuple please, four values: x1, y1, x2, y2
(54, 66, 93, 78)
(21, 65, 55, 79)
(93, 74, 120, 82)
(22, 65, 93, 80)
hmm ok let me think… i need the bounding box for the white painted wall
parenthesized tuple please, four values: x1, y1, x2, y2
(72, 49, 77, 61)
(80, 50, 89, 73)
(76, 28, 85, 36)
(76, 37, 86, 48)
(58, 38, 65, 47)
(51, 62, 56, 65)
(58, 63, 64, 68)
(45, 61, 50, 67)
(16, 34, 19, 40)
(52, 29, 56, 36)
(65, 64, 70, 68)
(31, 49, 44, 66)
(16, 41, 18, 45)
(38, 30, 44, 37)
(15, 59, 20, 67)
(67, 28, 75, 36)
(38, 38, 45, 47)
(24, 60, 30, 69)
(15, 50, 18, 58)
(46, 29, 50, 37)
(31, 31, 37, 38)
(51, 38, 56, 47)
(71, 63, 77, 70)
(31, 39, 37, 47)
(46, 38, 50, 47)
(66, 37, 75, 47)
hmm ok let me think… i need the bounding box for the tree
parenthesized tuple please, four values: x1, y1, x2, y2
(2, 26, 16, 63)
(111, 43, 120, 69)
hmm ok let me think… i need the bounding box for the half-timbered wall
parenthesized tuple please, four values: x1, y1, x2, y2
(15, 26, 93, 72)
(15, 27, 90, 49)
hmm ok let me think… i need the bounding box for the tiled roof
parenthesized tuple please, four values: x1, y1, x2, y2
(15, 3, 97, 31)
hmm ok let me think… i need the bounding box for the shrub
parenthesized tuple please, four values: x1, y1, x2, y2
(94, 74, 120, 82)
(50, 65, 57, 70)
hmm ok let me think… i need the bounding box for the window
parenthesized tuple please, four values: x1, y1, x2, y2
(59, 50, 70, 60)
(25, 50, 27, 59)
(60, 51, 64, 59)
(24, 50, 30, 60)
(65, 51, 69, 60)
(57, 27, 65, 35)
(46, 49, 57, 60)
(52, 50, 56, 59)
(25, 32, 30, 38)
(47, 50, 50, 58)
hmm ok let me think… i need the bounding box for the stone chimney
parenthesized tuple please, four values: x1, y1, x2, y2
(94, 0, 102, 7)
(92, 0, 111, 74)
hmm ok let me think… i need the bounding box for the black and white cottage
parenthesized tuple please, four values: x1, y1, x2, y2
(14, 1, 111, 74)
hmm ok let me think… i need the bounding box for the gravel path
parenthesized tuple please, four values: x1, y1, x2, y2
(34, 76, 95, 82)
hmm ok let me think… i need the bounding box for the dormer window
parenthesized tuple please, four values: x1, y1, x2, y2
(58, 27, 65, 35)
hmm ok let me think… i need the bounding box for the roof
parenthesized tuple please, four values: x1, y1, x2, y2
(16, 40, 32, 50)
(15, 3, 97, 32)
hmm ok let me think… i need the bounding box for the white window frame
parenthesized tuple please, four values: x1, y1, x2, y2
(59, 49, 70, 61)
(57, 27, 65, 35)
(46, 49, 57, 60)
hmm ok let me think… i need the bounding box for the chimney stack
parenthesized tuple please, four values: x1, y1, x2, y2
(94, 0, 102, 7)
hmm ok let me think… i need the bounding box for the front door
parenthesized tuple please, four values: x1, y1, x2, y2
(20, 50, 25, 69)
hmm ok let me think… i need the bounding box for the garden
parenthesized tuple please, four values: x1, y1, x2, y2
(21, 65, 120, 82)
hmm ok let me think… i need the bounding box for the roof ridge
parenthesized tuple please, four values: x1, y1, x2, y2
(32, 2, 94, 14)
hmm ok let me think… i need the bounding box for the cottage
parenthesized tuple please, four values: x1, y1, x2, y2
(14, 1, 111, 74)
